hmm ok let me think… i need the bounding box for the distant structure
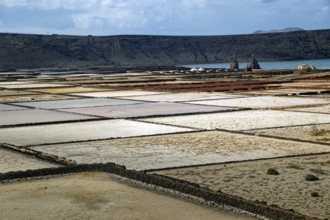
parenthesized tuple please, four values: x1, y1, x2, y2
(297, 64, 316, 71)
(229, 55, 239, 70)
(246, 55, 261, 71)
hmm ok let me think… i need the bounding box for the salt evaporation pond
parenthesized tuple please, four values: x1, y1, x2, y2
(119, 92, 246, 102)
(188, 96, 329, 109)
(0, 109, 97, 127)
(13, 98, 144, 109)
(71, 90, 165, 98)
(0, 103, 27, 111)
(141, 110, 330, 131)
(0, 148, 58, 173)
(61, 102, 236, 118)
(0, 120, 194, 146)
(31, 131, 330, 170)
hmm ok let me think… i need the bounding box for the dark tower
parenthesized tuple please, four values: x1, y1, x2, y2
(247, 54, 261, 70)
(229, 55, 239, 70)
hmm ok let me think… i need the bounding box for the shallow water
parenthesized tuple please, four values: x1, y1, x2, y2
(183, 58, 330, 70)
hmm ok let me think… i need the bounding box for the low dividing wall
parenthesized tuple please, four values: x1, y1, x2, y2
(0, 160, 316, 220)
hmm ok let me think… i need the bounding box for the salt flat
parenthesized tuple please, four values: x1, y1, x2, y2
(31, 131, 330, 170)
(28, 87, 112, 94)
(141, 110, 330, 131)
(0, 81, 33, 86)
(1, 68, 330, 219)
(0, 83, 70, 89)
(188, 96, 329, 109)
(0, 89, 36, 96)
(0, 109, 97, 126)
(119, 92, 245, 102)
(13, 98, 144, 109)
(0, 148, 58, 173)
(60, 102, 236, 118)
(0, 119, 194, 146)
(246, 123, 330, 144)
(286, 104, 330, 114)
(154, 154, 330, 219)
(0, 94, 77, 103)
(241, 88, 329, 96)
(0, 103, 27, 111)
(71, 90, 165, 97)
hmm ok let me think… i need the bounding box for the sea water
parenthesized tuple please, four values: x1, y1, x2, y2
(183, 58, 330, 70)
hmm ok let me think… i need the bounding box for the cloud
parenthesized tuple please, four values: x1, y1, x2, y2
(70, 0, 176, 32)
(321, 6, 329, 12)
(256, 0, 278, 3)
(0, 0, 97, 10)
(0, 0, 169, 32)
(0, 5, 74, 28)
(182, 0, 208, 9)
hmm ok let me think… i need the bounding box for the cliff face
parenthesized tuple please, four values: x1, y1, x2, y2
(0, 29, 330, 68)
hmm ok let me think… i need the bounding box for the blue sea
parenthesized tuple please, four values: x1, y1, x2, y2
(183, 58, 330, 70)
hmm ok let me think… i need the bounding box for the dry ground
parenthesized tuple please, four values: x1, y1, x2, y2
(0, 172, 254, 220)
(155, 154, 330, 219)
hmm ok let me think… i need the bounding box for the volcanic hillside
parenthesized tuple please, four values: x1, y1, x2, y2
(0, 29, 330, 68)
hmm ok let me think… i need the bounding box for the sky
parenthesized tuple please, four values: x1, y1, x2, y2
(0, 0, 329, 36)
